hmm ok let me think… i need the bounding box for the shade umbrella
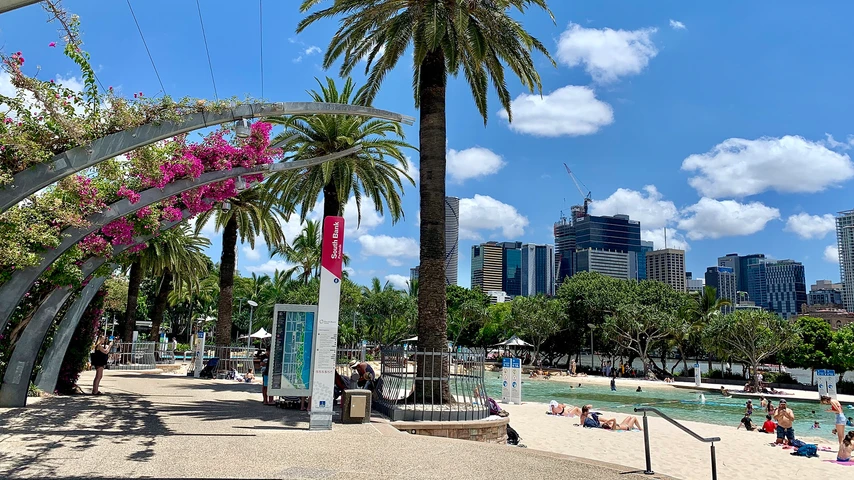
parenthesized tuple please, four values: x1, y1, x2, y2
(249, 327, 271, 339)
(491, 335, 533, 361)
(402, 335, 418, 342)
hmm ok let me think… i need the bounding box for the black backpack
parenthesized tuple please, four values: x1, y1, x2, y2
(506, 425, 520, 445)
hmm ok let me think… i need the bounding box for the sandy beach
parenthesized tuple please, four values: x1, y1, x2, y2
(502, 400, 851, 480)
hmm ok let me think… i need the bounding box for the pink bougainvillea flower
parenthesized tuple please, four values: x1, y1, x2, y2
(48, 42, 56, 47)
(117, 185, 141, 204)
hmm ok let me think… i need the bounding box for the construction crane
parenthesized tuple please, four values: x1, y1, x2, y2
(563, 163, 592, 218)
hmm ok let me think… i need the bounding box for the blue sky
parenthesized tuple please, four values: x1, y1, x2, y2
(3, 1, 853, 290)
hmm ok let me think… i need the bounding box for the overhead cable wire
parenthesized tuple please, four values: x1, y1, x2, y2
(259, 0, 265, 98)
(194, 0, 219, 101)
(126, 0, 166, 96)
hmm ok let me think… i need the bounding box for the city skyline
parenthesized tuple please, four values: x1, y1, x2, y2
(9, 3, 851, 291)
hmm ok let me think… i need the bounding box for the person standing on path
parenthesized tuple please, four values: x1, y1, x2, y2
(90, 336, 113, 395)
(610, 377, 616, 391)
(773, 399, 796, 445)
(821, 395, 847, 444)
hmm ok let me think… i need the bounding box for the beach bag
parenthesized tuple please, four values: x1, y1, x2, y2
(506, 425, 520, 445)
(792, 444, 818, 458)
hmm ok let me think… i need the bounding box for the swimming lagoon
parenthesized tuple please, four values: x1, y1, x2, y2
(484, 375, 850, 438)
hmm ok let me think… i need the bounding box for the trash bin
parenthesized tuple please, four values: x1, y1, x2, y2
(342, 389, 372, 424)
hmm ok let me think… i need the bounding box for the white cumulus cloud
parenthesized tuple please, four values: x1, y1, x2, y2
(556, 23, 658, 83)
(342, 196, 384, 239)
(497, 85, 614, 137)
(824, 245, 840, 264)
(669, 20, 686, 30)
(241, 243, 262, 262)
(385, 274, 410, 290)
(304, 46, 321, 55)
(447, 147, 505, 183)
(398, 155, 419, 185)
(458, 195, 529, 241)
(246, 259, 295, 275)
(641, 228, 689, 251)
(358, 235, 419, 264)
(590, 185, 677, 229)
(785, 213, 836, 239)
(681, 136, 854, 198)
(677, 198, 780, 240)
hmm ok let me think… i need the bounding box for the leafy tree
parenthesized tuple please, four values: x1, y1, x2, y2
(449, 299, 488, 349)
(512, 295, 565, 366)
(605, 304, 679, 376)
(103, 276, 128, 314)
(359, 278, 415, 346)
(267, 77, 414, 222)
(194, 188, 288, 345)
(829, 324, 854, 376)
(778, 316, 837, 383)
(478, 302, 513, 347)
(136, 223, 211, 339)
(704, 310, 800, 391)
(296, 1, 555, 383)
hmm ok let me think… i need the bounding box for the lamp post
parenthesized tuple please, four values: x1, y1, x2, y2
(587, 323, 595, 370)
(247, 300, 258, 352)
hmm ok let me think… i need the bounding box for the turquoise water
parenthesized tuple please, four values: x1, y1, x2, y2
(484, 375, 850, 438)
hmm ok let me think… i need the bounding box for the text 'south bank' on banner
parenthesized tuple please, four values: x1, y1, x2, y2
(309, 216, 345, 430)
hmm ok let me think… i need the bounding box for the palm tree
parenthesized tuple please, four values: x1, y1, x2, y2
(297, 1, 554, 368)
(120, 258, 144, 342)
(137, 223, 211, 339)
(194, 188, 289, 345)
(688, 286, 732, 373)
(270, 220, 350, 284)
(267, 77, 415, 225)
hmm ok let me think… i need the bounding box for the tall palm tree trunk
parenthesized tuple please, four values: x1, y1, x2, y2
(415, 50, 450, 404)
(149, 269, 173, 341)
(216, 217, 238, 346)
(122, 259, 143, 342)
(322, 180, 341, 219)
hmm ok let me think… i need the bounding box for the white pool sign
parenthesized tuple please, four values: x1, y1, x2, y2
(501, 357, 522, 404)
(193, 331, 205, 378)
(816, 369, 837, 399)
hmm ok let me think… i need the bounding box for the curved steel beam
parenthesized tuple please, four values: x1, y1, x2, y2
(30, 210, 189, 401)
(0, 102, 413, 212)
(0, 255, 105, 407)
(0, 146, 360, 332)
(0, 0, 39, 15)
(33, 275, 107, 396)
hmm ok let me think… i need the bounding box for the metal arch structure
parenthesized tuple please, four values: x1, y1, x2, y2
(0, 146, 361, 332)
(5, 213, 190, 406)
(0, 102, 414, 213)
(0, 0, 39, 15)
(0, 257, 104, 407)
(33, 275, 107, 396)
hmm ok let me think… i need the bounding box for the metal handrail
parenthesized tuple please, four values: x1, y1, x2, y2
(634, 407, 720, 480)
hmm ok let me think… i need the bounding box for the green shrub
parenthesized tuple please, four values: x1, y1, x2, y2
(838, 380, 854, 395)
(704, 369, 745, 381)
(27, 382, 42, 397)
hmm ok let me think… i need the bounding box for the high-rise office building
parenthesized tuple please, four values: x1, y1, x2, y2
(410, 266, 419, 285)
(521, 244, 555, 296)
(471, 242, 503, 293)
(575, 248, 636, 281)
(501, 241, 523, 297)
(553, 216, 576, 289)
(746, 261, 769, 310)
(638, 240, 654, 280)
(646, 249, 686, 291)
(444, 196, 460, 286)
(685, 272, 704, 293)
(837, 210, 854, 312)
(718, 253, 766, 295)
(705, 266, 737, 313)
(766, 260, 807, 319)
(808, 280, 843, 306)
(574, 214, 641, 280)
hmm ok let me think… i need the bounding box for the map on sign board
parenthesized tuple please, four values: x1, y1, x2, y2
(269, 305, 317, 397)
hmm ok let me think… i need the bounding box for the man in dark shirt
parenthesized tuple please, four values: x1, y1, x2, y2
(738, 413, 755, 431)
(349, 360, 376, 390)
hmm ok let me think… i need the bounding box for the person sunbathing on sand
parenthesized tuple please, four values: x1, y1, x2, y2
(579, 405, 643, 431)
(837, 431, 853, 462)
(548, 400, 585, 417)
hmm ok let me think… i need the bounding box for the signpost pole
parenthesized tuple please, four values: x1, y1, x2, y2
(310, 216, 345, 431)
(193, 332, 205, 378)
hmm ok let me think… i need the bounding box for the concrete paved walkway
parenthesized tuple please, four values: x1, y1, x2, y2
(0, 369, 666, 479)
